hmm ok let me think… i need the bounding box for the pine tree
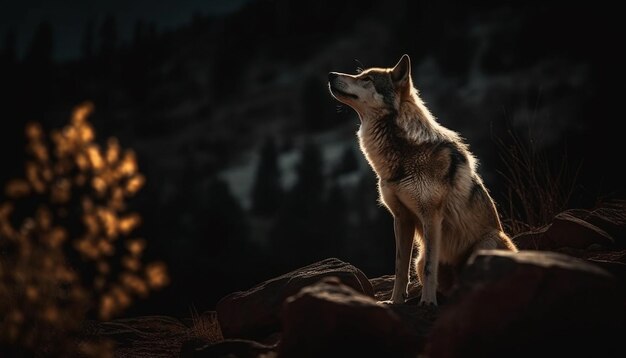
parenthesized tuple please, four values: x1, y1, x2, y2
(133, 19, 146, 47)
(204, 178, 249, 254)
(291, 141, 325, 206)
(270, 141, 327, 269)
(301, 74, 341, 132)
(80, 20, 94, 60)
(353, 172, 395, 276)
(24, 21, 54, 66)
(23, 21, 55, 122)
(317, 181, 348, 258)
(1, 28, 17, 66)
(251, 137, 283, 216)
(99, 14, 117, 56)
(333, 146, 360, 177)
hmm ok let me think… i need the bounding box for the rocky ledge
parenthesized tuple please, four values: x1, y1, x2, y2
(82, 203, 626, 357)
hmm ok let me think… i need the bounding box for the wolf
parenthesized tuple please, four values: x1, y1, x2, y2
(328, 55, 517, 305)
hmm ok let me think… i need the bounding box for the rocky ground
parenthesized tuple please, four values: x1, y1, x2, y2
(82, 202, 626, 357)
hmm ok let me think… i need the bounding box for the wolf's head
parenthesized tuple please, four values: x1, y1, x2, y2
(328, 54, 413, 119)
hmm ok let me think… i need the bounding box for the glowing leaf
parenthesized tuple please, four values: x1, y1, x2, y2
(100, 294, 114, 320)
(25, 162, 45, 193)
(46, 227, 67, 248)
(5, 179, 31, 198)
(51, 178, 72, 204)
(79, 124, 94, 143)
(118, 150, 137, 176)
(97, 209, 117, 238)
(75, 153, 89, 170)
(72, 101, 94, 125)
(42, 306, 59, 323)
(121, 256, 141, 272)
(25, 122, 43, 140)
(98, 239, 114, 256)
(35, 207, 52, 230)
(92, 176, 107, 195)
(126, 238, 146, 256)
(25, 285, 39, 301)
(30, 142, 49, 162)
(118, 214, 141, 235)
(97, 261, 110, 274)
(87, 145, 104, 170)
(106, 138, 120, 164)
(82, 214, 100, 236)
(112, 286, 131, 310)
(125, 175, 145, 195)
(121, 272, 148, 297)
(145, 262, 169, 289)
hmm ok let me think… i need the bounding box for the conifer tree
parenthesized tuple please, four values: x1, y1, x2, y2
(251, 137, 283, 216)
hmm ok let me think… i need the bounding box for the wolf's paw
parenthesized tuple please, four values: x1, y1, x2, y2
(418, 300, 439, 317)
(419, 300, 438, 307)
(378, 299, 404, 305)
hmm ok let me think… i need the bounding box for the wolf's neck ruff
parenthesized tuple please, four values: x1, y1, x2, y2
(358, 96, 457, 183)
(396, 96, 448, 143)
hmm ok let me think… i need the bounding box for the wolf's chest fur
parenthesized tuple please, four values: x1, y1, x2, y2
(357, 107, 469, 188)
(356, 105, 488, 249)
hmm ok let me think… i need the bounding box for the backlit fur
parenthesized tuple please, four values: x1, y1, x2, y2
(328, 55, 517, 305)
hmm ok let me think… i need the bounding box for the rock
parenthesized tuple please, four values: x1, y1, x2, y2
(547, 247, 626, 286)
(586, 249, 626, 285)
(369, 274, 396, 301)
(370, 264, 458, 303)
(180, 339, 277, 358)
(369, 274, 421, 302)
(512, 225, 549, 249)
(278, 277, 419, 358)
(369, 275, 441, 341)
(81, 316, 189, 357)
(426, 250, 625, 357)
(216, 258, 373, 339)
(514, 210, 614, 250)
(569, 202, 626, 245)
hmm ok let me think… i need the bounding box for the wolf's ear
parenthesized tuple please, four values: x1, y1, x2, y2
(391, 54, 411, 89)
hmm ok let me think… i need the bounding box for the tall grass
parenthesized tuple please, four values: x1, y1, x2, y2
(494, 125, 582, 236)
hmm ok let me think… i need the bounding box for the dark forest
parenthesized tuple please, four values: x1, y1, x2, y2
(1, 0, 625, 356)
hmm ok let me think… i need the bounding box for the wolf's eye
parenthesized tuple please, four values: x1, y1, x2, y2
(361, 76, 373, 83)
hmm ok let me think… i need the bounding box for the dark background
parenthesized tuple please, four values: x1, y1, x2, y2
(1, 0, 624, 318)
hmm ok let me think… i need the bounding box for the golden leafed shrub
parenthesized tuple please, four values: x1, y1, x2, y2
(0, 102, 168, 355)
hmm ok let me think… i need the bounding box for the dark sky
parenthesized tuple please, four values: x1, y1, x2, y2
(1, 0, 249, 60)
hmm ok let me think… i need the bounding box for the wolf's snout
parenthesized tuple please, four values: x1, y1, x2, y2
(328, 72, 358, 101)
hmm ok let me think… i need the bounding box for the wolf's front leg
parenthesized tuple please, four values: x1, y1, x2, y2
(419, 212, 442, 306)
(390, 216, 415, 304)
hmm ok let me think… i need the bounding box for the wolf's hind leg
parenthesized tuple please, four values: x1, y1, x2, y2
(473, 230, 518, 252)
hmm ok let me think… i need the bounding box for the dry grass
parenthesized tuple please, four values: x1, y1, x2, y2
(188, 306, 224, 344)
(76, 311, 224, 357)
(87, 316, 188, 358)
(494, 127, 582, 236)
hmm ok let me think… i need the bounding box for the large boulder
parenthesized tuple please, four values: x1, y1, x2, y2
(557, 248, 626, 286)
(216, 258, 373, 339)
(278, 277, 419, 358)
(426, 250, 625, 357)
(570, 202, 626, 245)
(181, 339, 277, 358)
(514, 210, 614, 250)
